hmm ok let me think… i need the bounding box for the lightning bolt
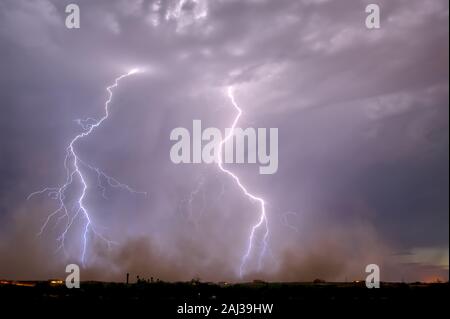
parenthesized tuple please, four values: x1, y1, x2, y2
(28, 69, 145, 265)
(179, 175, 207, 226)
(282, 211, 300, 234)
(217, 87, 269, 278)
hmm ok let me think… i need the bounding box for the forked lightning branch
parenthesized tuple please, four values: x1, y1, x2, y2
(29, 72, 277, 277)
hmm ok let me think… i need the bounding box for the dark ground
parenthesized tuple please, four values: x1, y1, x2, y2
(0, 280, 448, 317)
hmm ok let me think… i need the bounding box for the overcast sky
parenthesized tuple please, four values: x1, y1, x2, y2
(0, 0, 448, 282)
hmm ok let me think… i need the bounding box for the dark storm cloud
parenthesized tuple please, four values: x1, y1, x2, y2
(0, 0, 448, 282)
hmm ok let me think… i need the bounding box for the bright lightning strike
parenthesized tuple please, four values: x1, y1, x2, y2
(218, 87, 270, 278)
(28, 69, 145, 265)
(179, 175, 207, 226)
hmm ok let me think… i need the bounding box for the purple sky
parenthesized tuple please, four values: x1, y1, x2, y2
(0, 0, 448, 282)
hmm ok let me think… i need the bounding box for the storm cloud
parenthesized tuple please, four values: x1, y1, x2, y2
(0, 0, 448, 282)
